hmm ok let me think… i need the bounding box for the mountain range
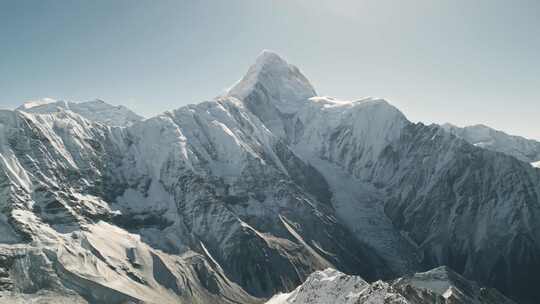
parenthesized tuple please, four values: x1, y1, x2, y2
(0, 51, 539, 304)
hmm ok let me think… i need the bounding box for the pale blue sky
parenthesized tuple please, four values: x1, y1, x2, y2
(1, 0, 539, 139)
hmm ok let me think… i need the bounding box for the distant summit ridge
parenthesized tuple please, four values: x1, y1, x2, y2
(16, 98, 144, 127)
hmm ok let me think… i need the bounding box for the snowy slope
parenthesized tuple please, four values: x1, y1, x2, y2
(17, 98, 144, 127)
(109, 95, 387, 297)
(286, 97, 421, 274)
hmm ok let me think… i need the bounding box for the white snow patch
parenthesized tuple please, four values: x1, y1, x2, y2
(443, 287, 453, 299)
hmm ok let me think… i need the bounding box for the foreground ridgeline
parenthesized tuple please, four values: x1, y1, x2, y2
(267, 267, 516, 304)
(1, 51, 539, 303)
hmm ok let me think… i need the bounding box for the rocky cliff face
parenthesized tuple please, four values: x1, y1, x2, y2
(1, 51, 539, 303)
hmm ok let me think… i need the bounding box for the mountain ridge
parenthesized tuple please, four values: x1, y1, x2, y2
(442, 123, 540, 164)
(16, 98, 144, 127)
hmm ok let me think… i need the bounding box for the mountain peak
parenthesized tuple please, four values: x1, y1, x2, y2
(253, 49, 289, 70)
(227, 50, 316, 111)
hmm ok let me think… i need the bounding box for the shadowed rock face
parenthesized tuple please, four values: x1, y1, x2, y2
(371, 124, 540, 303)
(1, 51, 539, 303)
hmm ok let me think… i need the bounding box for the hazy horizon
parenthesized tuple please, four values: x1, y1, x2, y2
(1, 0, 539, 139)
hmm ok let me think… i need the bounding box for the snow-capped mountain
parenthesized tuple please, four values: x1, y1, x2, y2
(17, 98, 144, 127)
(442, 123, 540, 165)
(266, 267, 516, 304)
(0, 51, 539, 303)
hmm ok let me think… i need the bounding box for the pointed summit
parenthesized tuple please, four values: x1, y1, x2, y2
(228, 50, 316, 112)
(253, 50, 289, 69)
